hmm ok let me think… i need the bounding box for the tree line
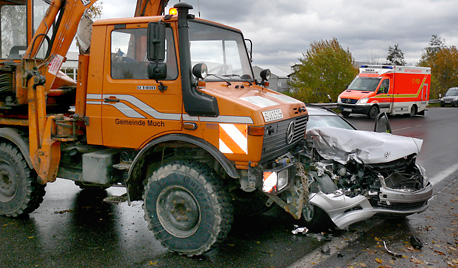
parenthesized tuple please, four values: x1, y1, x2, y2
(288, 35, 458, 102)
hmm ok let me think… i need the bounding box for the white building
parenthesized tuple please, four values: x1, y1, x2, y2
(252, 65, 292, 93)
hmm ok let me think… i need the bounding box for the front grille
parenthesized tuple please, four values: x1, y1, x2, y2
(341, 98, 357, 104)
(261, 115, 308, 162)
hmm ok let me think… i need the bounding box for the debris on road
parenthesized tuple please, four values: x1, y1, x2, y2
(291, 225, 308, 235)
(383, 241, 403, 257)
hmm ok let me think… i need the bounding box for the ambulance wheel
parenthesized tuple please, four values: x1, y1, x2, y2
(341, 111, 350, 117)
(409, 105, 417, 117)
(368, 105, 379, 119)
(0, 143, 45, 217)
(143, 161, 233, 256)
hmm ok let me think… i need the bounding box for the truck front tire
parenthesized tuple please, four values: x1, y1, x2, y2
(0, 143, 45, 217)
(143, 161, 233, 256)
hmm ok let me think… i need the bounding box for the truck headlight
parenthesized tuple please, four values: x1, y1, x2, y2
(262, 167, 290, 194)
(337, 96, 341, 103)
(357, 98, 369, 104)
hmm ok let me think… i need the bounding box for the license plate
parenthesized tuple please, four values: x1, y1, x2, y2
(343, 108, 352, 112)
(262, 109, 284, 123)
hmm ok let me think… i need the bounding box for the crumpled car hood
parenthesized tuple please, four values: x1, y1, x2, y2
(306, 127, 423, 164)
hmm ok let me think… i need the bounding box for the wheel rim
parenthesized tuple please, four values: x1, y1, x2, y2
(303, 203, 315, 222)
(369, 106, 378, 118)
(156, 185, 201, 238)
(0, 161, 18, 202)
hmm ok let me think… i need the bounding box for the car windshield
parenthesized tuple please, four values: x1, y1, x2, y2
(445, 88, 458, 96)
(189, 21, 254, 82)
(307, 115, 355, 130)
(348, 77, 381, 92)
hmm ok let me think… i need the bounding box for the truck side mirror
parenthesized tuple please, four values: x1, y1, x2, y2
(147, 22, 166, 62)
(147, 62, 167, 80)
(374, 112, 392, 133)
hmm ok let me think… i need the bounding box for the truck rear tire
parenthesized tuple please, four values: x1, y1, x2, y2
(0, 143, 45, 217)
(143, 160, 233, 256)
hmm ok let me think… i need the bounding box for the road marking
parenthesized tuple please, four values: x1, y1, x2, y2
(429, 162, 458, 185)
(392, 124, 423, 131)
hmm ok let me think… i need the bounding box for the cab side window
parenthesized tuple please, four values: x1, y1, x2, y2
(1, 5, 27, 59)
(378, 79, 390, 94)
(111, 27, 177, 80)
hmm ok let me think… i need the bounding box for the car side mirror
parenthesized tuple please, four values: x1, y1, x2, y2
(374, 112, 392, 133)
(439, 93, 442, 98)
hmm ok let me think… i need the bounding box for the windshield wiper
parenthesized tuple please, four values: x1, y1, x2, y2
(207, 74, 231, 86)
(223, 74, 253, 86)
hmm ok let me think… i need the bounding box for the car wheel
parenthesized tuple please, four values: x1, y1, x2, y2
(341, 111, 350, 117)
(409, 105, 417, 117)
(0, 143, 45, 217)
(143, 160, 233, 256)
(302, 203, 333, 232)
(368, 105, 379, 119)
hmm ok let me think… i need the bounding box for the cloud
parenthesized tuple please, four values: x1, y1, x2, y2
(99, 0, 458, 68)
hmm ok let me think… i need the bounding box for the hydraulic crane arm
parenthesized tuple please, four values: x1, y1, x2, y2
(135, 0, 169, 17)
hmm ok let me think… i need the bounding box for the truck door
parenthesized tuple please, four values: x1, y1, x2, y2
(375, 78, 392, 113)
(101, 25, 182, 148)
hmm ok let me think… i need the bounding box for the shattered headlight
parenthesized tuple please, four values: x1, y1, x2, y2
(262, 165, 292, 194)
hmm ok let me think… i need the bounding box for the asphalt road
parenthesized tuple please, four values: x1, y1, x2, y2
(1, 107, 457, 268)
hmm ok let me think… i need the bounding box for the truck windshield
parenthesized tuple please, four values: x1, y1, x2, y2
(189, 21, 253, 82)
(348, 77, 381, 92)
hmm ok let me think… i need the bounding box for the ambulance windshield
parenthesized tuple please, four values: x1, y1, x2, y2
(348, 77, 381, 92)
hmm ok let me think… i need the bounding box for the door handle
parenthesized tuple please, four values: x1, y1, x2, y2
(104, 97, 119, 103)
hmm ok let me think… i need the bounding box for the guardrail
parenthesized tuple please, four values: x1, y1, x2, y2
(310, 99, 440, 109)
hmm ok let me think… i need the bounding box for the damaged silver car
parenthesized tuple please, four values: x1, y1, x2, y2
(259, 109, 432, 232)
(299, 126, 433, 232)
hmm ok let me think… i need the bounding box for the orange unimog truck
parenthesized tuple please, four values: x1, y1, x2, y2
(0, 0, 309, 255)
(337, 65, 431, 118)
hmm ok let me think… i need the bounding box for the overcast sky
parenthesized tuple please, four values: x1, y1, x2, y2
(100, 0, 458, 69)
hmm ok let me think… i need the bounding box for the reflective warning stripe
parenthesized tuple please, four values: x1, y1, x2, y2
(219, 124, 247, 154)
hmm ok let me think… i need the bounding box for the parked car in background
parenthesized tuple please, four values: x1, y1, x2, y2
(440, 87, 458, 107)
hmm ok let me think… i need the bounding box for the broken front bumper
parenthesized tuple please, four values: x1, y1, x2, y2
(309, 182, 433, 229)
